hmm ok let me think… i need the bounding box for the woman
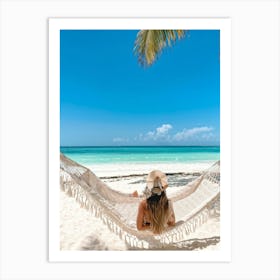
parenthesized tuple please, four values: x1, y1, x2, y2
(136, 170, 175, 234)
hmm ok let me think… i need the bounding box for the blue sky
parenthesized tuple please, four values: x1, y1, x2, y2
(60, 30, 220, 146)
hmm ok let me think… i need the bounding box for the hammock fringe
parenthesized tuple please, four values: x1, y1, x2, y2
(60, 154, 220, 250)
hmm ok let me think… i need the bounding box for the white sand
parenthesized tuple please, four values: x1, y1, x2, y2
(60, 162, 220, 251)
(60, 191, 128, 250)
(85, 161, 214, 177)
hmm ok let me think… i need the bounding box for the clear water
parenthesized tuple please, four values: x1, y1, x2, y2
(60, 146, 220, 165)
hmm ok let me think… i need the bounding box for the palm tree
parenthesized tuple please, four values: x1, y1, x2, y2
(134, 30, 186, 67)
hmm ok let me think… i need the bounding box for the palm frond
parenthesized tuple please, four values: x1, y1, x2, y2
(134, 30, 186, 67)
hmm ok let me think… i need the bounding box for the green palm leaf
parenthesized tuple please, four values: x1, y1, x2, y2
(134, 30, 186, 67)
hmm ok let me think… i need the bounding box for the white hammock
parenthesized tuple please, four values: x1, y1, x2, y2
(60, 153, 220, 250)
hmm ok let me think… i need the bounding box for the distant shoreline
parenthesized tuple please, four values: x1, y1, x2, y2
(60, 146, 219, 177)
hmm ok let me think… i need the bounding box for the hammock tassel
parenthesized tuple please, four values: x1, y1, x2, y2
(60, 154, 220, 250)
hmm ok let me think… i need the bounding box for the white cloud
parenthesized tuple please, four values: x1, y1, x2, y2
(142, 124, 173, 141)
(173, 126, 213, 141)
(113, 125, 216, 145)
(201, 132, 215, 140)
(113, 137, 129, 143)
(156, 124, 172, 135)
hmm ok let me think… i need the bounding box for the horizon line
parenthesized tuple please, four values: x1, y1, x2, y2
(60, 145, 220, 148)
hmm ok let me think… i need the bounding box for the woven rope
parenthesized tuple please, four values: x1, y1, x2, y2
(60, 153, 220, 249)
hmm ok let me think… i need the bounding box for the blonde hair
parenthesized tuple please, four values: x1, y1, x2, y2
(147, 176, 169, 234)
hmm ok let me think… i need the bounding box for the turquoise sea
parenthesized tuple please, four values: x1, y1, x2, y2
(60, 146, 220, 166)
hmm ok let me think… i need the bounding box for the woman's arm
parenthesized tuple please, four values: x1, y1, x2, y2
(136, 201, 150, 231)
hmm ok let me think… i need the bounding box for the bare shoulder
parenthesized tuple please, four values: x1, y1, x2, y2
(168, 199, 174, 208)
(140, 199, 147, 207)
(139, 199, 147, 209)
(168, 200, 175, 215)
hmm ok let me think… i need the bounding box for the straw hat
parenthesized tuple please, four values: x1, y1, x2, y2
(143, 170, 168, 198)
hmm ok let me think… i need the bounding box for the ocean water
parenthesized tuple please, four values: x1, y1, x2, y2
(60, 146, 220, 166)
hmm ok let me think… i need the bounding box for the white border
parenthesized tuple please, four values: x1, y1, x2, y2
(1, 0, 279, 279)
(49, 18, 231, 262)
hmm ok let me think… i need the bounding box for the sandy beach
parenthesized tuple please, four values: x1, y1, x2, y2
(86, 161, 213, 177)
(60, 161, 220, 251)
